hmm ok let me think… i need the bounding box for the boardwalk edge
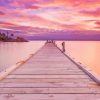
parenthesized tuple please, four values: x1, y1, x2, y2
(55, 43, 100, 85)
(0, 42, 46, 81)
(0, 54, 33, 81)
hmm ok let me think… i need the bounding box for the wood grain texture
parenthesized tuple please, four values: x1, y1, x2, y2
(0, 42, 100, 100)
(0, 94, 100, 100)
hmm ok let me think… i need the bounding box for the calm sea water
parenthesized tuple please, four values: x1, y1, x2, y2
(0, 41, 100, 76)
(57, 41, 100, 76)
(0, 41, 45, 71)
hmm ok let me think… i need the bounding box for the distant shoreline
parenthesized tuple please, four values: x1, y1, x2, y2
(28, 39, 100, 41)
(2, 39, 28, 42)
(0, 39, 28, 42)
(0, 32, 28, 42)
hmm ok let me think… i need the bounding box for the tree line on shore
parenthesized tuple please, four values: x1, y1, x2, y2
(0, 32, 28, 42)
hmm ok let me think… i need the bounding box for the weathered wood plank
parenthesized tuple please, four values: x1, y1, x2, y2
(0, 42, 100, 99)
(0, 87, 100, 94)
(11, 70, 84, 75)
(0, 82, 97, 88)
(6, 74, 90, 79)
(0, 94, 100, 100)
(1, 78, 94, 83)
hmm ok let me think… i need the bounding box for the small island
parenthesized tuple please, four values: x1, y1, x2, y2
(0, 31, 28, 42)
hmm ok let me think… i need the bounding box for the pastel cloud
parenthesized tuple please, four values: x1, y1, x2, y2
(0, 15, 78, 31)
(0, 0, 100, 32)
(80, 8, 100, 17)
(94, 21, 100, 29)
(0, 11, 5, 15)
(95, 21, 100, 25)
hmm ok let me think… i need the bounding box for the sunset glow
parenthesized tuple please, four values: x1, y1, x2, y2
(0, 0, 100, 38)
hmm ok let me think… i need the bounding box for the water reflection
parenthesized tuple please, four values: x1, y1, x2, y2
(0, 41, 100, 76)
(0, 41, 45, 71)
(56, 41, 100, 75)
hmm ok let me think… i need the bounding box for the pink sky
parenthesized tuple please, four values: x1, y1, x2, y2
(0, 0, 100, 33)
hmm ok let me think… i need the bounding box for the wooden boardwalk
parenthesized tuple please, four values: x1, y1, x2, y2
(0, 42, 100, 100)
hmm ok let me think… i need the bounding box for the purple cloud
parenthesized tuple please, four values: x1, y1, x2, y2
(80, 8, 100, 17)
(0, 11, 5, 15)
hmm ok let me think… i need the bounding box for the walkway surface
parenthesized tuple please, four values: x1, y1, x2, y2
(0, 43, 100, 100)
